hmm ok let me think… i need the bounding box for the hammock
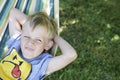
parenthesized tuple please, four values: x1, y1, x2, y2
(0, 0, 59, 58)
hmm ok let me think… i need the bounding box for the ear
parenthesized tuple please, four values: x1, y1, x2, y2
(45, 40, 54, 51)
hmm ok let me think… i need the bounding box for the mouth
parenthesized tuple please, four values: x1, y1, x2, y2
(25, 47, 34, 51)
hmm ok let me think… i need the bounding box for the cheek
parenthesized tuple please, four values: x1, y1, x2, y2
(21, 37, 27, 47)
(35, 44, 45, 51)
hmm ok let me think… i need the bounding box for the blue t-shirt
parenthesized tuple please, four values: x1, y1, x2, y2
(5, 34, 53, 80)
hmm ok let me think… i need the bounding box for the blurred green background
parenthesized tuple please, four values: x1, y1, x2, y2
(45, 0, 120, 80)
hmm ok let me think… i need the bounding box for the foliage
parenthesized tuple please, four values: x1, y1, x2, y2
(45, 0, 120, 80)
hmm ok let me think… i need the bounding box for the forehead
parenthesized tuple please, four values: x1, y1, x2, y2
(22, 23, 48, 38)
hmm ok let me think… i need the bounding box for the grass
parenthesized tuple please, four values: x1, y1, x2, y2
(45, 0, 120, 80)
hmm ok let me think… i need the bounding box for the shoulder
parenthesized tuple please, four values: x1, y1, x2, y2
(29, 52, 52, 64)
(5, 33, 21, 55)
(6, 32, 21, 47)
(27, 53, 53, 79)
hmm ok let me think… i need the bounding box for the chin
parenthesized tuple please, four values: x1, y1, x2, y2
(22, 51, 34, 59)
(23, 54, 34, 59)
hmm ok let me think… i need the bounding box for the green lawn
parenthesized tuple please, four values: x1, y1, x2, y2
(45, 0, 120, 80)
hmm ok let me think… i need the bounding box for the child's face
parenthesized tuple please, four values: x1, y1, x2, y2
(21, 23, 53, 59)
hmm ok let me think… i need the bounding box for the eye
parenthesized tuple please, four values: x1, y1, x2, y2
(23, 36, 30, 40)
(13, 55, 17, 60)
(19, 61, 23, 66)
(24, 36, 30, 39)
(35, 39, 42, 43)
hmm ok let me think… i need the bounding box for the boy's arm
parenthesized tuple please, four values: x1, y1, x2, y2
(9, 8, 27, 37)
(46, 35, 77, 74)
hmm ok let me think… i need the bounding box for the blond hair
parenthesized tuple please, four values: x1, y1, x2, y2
(24, 12, 58, 40)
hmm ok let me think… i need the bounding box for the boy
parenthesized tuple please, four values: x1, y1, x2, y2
(0, 8, 77, 80)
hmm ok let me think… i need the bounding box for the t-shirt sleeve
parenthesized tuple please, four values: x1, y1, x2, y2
(28, 53, 53, 80)
(39, 56, 52, 79)
(6, 32, 21, 49)
(5, 33, 21, 56)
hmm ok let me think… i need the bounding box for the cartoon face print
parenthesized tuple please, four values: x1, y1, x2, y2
(0, 48, 31, 80)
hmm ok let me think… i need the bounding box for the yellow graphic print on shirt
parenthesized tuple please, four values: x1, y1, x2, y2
(0, 48, 31, 80)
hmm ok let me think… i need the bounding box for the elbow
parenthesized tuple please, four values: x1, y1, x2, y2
(68, 51, 78, 62)
(9, 8, 15, 21)
(72, 51, 78, 61)
(9, 8, 14, 15)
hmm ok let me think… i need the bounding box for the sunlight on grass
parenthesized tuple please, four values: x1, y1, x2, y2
(106, 23, 111, 29)
(104, 0, 108, 2)
(59, 19, 79, 33)
(59, 25, 67, 33)
(69, 19, 79, 25)
(111, 34, 120, 41)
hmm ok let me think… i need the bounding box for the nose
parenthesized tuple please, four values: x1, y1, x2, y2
(27, 39, 36, 46)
